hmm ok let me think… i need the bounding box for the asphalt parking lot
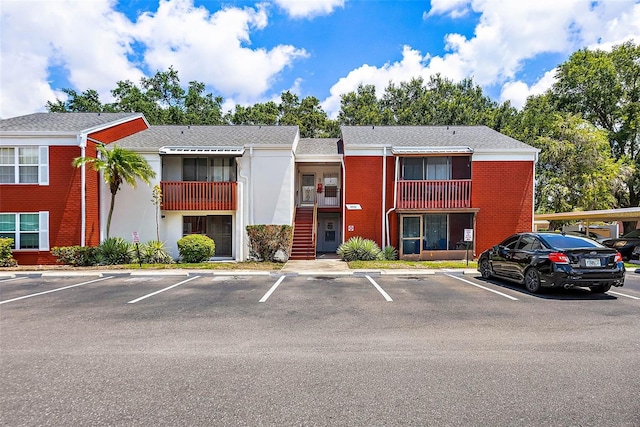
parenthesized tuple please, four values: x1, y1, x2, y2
(1, 271, 639, 426)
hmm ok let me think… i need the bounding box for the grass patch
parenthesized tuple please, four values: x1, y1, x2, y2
(348, 260, 478, 269)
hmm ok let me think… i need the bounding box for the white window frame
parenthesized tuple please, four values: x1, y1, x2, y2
(0, 211, 49, 250)
(0, 146, 49, 185)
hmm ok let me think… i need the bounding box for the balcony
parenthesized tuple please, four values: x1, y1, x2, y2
(160, 181, 237, 211)
(396, 179, 471, 209)
(317, 188, 341, 208)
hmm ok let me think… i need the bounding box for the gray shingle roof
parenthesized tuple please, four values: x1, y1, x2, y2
(116, 125, 299, 149)
(295, 138, 341, 156)
(0, 112, 143, 133)
(340, 125, 536, 151)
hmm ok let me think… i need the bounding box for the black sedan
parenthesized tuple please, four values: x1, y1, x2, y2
(602, 229, 640, 260)
(478, 232, 625, 293)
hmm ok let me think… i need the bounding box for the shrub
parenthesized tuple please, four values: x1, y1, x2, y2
(337, 236, 383, 261)
(0, 238, 17, 267)
(51, 246, 98, 266)
(246, 225, 292, 262)
(381, 245, 398, 261)
(96, 237, 133, 265)
(135, 240, 174, 264)
(177, 234, 215, 263)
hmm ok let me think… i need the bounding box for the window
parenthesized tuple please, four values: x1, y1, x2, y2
(423, 214, 447, 249)
(401, 216, 421, 255)
(401, 157, 451, 180)
(400, 213, 474, 255)
(183, 216, 207, 235)
(0, 212, 49, 250)
(183, 158, 208, 181)
(518, 235, 542, 251)
(0, 147, 49, 185)
(211, 158, 236, 182)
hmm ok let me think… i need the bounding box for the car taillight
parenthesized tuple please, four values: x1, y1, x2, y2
(614, 252, 623, 263)
(549, 252, 570, 264)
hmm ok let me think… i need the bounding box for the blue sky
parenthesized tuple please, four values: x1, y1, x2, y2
(1, 0, 639, 119)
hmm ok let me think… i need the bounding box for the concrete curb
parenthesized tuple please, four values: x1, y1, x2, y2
(1, 269, 482, 278)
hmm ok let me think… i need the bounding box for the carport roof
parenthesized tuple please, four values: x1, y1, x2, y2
(534, 207, 640, 222)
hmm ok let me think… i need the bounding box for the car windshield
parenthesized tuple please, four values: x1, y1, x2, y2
(621, 229, 640, 238)
(539, 234, 601, 249)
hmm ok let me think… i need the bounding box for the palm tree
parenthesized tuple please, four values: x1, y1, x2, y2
(73, 144, 156, 238)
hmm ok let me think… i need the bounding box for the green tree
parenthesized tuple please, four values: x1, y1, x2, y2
(551, 41, 640, 213)
(337, 84, 383, 125)
(185, 81, 224, 125)
(379, 76, 501, 126)
(73, 145, 156, 238)
(46, 88, 109, 113)
(110, 79, 163, 123)
(48, 67, 225, 126)
(227, 102, 279, 125)
(534, 114, 632, 218)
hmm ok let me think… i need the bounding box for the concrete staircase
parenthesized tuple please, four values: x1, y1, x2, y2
(290, 207, 316, 260)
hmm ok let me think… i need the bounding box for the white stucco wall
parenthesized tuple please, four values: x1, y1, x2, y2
(103, 147, 296, 261)
(100, 153, 162, 247)
(238, 148, 295, 226)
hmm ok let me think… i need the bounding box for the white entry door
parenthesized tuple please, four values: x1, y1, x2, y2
(301, 174, 315, 205)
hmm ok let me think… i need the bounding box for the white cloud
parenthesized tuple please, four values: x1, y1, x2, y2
(321, 0, 640, 117)
(321, 46, 433, 118)
(500, 69, 557, 109)
(133, 0, 308, 103)
(0, 0, 308, 118)
(426, 0, 470, 18)
(0, 0, 142, 118)
(273, 0, 345, 19)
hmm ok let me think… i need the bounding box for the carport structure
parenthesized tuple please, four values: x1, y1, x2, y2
(534, 207, 640, 237)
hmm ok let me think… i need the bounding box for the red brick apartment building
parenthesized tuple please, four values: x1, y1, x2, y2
(1, 113, 538, 264)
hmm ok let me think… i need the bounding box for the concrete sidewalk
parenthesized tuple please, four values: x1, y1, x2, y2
(0, 253, 478, 278)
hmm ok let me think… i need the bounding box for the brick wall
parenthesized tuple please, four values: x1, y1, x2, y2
(1, 146, 83, 264)
(472, 160, 534, 255)
(344, 156, 385, 245)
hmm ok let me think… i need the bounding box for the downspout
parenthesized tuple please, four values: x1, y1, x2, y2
(385, 156, 399, 249)
(78, 133, 87, 247)
(341, 155, 346, 244)
(382, 147, 387, 248)
(249, 147, 254, 224)
(237, 159, 249, 261)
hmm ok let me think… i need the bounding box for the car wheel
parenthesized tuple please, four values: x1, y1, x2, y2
(590, 284, 612, 293)
(524, 268, 542, 293)
(480, 259, 492, 279)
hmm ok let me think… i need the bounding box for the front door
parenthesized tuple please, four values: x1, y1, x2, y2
(317, 214, 341, 253)
(301, 174, 315, 205)
(207, 215, 232, 257)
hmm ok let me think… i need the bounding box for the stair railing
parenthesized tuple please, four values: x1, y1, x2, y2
(289, 205, 296, 259)
(312, 202, 318, 259)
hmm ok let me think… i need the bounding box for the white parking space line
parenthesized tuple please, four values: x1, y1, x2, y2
(609, 291, 640, 300)
(365, 275, 393, 302)
(0, 277, 25, 283)
(259, 275, 286, 302)
(0, 276, 114, 305)
(127, 276, 200, 304)
(445, 274, 519, 301)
